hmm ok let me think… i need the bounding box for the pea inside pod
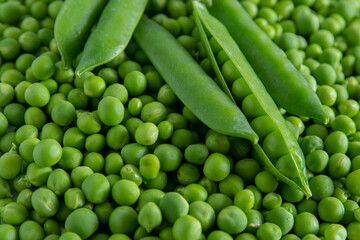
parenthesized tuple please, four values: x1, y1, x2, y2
(192, 2, 311, 198)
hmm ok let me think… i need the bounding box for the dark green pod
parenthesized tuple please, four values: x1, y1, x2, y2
(55, 0, 108, 68)
(209, 0, 326, 122)
(134, 18, 258, 143)
(76, 0, 148, 76)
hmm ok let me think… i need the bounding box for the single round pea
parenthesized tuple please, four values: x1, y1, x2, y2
(154, 144, 182, 172)
(325, 130, 348, 156)
(63, 127, 86, 150)
(112, 179, 140, 206)
(19, 220, 45, 240)
(172, 215, 202, 240)
(207, 231, 233, 240)
(234, 189, 255, 211)
(124, 71, 147, 96)
(256, 222, 282, 240)
(50, 101, 76, 127)
(70, 166, 93, 188)
(97, 96, 125, 126)
(64, 188, 85, 210)
(0, 224, 17, 240)
(24, 107, 47, 129)
(294, 212, 319, 237)
(65, 208, 99, 239)
(31, 188, 59, 218)
(103, 83, 129, 104)
(81, 173, 110, 204)
(318, 197, 345, 222)
(217, 205, 247, 234)
(138, 202, 162, 233)
(255, 170, 278, 193)
(188, 201, 216, 233)
(141, 101, 167, 125)
(203, 153, 230, 182)
(24, 82, 50, 107)
(33, 139, 62, 167)
(83, 76, 106, 98)
(0, 202, 28, 225)
(234, 158, 261, 184)
(76, 111, 102, 135)
(139, 154, 160, 179)
(306, 150, 329, 173)
(346, 169, 360, 195)
(331, 115, 356, 136)
(109, 206, 138, 235)
(31, 55, 55, 80)
(135, 122, 159, 145)
(85, 134, 105, 152)
(159, 192, 189, 223)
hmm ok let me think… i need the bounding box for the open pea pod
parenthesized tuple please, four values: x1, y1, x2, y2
(193, 1, 311, 198)
(134, 18, 258, 144)
(55, 0, 108, 69)
(208, 0, 326, 123)
(75, 0, 148, 76)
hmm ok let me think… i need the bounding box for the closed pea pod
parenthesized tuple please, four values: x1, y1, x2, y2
(54, 0, 108, 68)
(134, 19, 257, 143)
(75, 0, 148, 75)
(193, 2, 311, 197)
(208, 0, 326, 122)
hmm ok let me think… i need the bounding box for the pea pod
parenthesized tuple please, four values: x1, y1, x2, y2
(193, 1, 311, 198)
(134, 18, 258, 144)
(208, 0, 326, 122)
(75, 0, 148, 76)
(54, 0, 108, 69)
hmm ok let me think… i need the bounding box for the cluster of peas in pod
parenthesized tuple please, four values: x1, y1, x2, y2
(2, 0, 360, 240)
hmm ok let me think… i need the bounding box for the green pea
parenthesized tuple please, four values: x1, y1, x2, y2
(327, 153, 351, 179)
(85, 134, 105, 152)
(58, 147, 83, 170)
(112, 179, 140, 206)
(325, 131, 348, 155)
(280, 183, 304, 203)
(176, 163, 200, 185)
(109, 206, 138, 235)
(266, 207, 294, 235)
(0, 83, 14, 107)
(0, 38, 20, 60)
(25, 162, 52, 187)
(94, 201, 113, 225)
(141, 101, 167, 125)
(64, 188, 85, 210)
(63, 127, 86, 150)
(135, 122, 159, 145)
(217, 205, 247, 234)
(234, 189, 255, 212)
(120, 164, 143, 186)
(188, 201, 215, 233)
(31, 55, 55, 80)
(104, 83, 129, 104)
(104, 152, 123, 175)
(256, 222, 282, 240)
(294, 212, 319, 237)
(19, 220, 45, 240)
(139, 154, 160, 179)
(65, 208, 99, 239)
(318, 197, 345, 223)
(263, 131, 288, 160)
(71, 166, 93, 188)
(47, 168, 71, 196)
(15, 190, 32, 211)
(59, 232, 82, 240)
(19, 137, 40, 162)
(234, 158, 260, 184)
(81, 173, 110, 204)
(33, 139, 62, 167)
(309, 175, 334, 201)
(0, 224, 17, 240)
(254, 171, 278, 194)
(0, 202, 29, 225)
(154, 144, 182, 172)
(159, 192, 189, 223)
(83, 76, 106, 98)
(24, 107, 47, 129)
(97, 96, 125, 126)
(31, 188, 59, 218)
(203, 153, 230, 182)
(138, 202, 162, 232)
(0, 147, 22, 179)
(51, 101, 76, 127)
(157, 84, 178, 106)
(324, 224, 347, 240)
(331, 115, 356, 136)
(0, 178, 12, 199)
(76, 111, 102, 135)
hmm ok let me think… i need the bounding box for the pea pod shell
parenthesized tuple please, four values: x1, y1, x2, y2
(75, 0, 148, 76)
(54, 0, 108, 68)
(134, 18, 258, 143)
(193, 2, 311, 198)
(209, 0, 326, 122)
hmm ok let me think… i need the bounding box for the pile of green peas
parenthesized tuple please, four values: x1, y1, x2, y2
(1, 0, 360, 239)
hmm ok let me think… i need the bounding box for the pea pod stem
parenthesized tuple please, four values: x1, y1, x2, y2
(208, 0, 326, 123)
(54, 0, 108, 69)
(75, 0, 148, 76)
(134, 18, 258, 144)
(193, 1, 311, 198)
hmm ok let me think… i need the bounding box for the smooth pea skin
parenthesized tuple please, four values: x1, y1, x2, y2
(81, 173, 110, 204)
(135, 122, 159, 145)
(217, 205, 247, 234)
(188, 201, 216, 232)
(138, 202, 162, 232)
(19, 220, 45, 240)
(0, 224, 17, 240)
(33, 139, 62, 167)
(112, 179, 140, 206)
(203, 153, 231, 181)
(172, 215, 202, 240)
(109, 206, 138, 235)
(256, 222, 282, 240)
(65, 208, 99, 239)
(159, 192, 189, 223)
(97, 96, 125, 126)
